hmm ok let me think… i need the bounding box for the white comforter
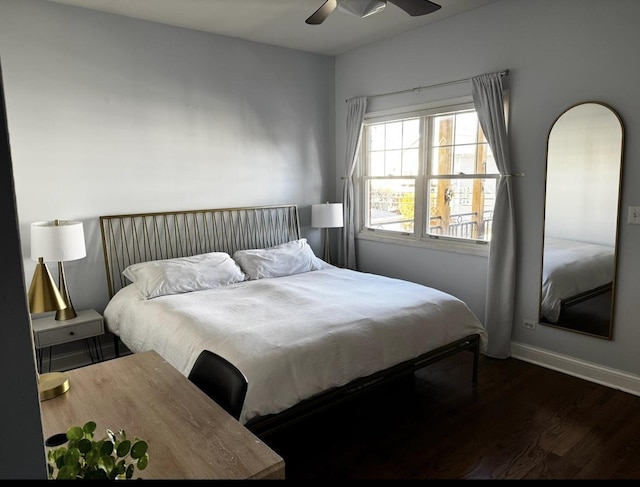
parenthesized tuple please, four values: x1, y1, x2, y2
(104, 267, 487, 425)
(541, 237, 614, 323)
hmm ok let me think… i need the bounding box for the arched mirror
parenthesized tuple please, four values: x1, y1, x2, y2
(539, 102, 623, 339)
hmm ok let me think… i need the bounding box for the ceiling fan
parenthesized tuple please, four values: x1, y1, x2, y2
(306, 0, 441, 25)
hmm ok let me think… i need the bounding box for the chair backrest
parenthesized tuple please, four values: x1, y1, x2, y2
(187, 350, 249, 420)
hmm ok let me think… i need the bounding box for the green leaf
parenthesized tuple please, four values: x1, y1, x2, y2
(98, 454, 116, 474)
(116, 459, 126, 475)
(50, 446, 66, 467)
(77, 437, 92, 454)
(63, 448, 81, 467)
(99, 439, 114, 456)
(83, 421, 97, 436)
(85, 446, 100, 467)
(116, 439, 131, 457)
(125, 463, 135, 479)
(57, 464, 80, 479)
(66, 426, 84, 441)
(130, 440, 148, 459)
(54, 454, 66, 469)
(137, 453, 150, 470)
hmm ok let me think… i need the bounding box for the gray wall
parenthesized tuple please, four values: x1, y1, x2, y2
(0, 0, 334, 478)
(0, 0, 335, 317)
(335, 0, 640, 378)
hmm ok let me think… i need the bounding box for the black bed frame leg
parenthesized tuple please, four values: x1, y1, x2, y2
(472, 337, 479, 384)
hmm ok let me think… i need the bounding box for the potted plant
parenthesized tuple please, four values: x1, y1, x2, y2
(46, 421, 149, 479)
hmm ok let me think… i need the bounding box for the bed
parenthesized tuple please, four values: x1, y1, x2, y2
(100, 205, 487, 435)
(540, 237, 615, 323)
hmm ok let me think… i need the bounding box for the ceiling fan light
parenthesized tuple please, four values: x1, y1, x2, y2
(338, 0, 387, 19)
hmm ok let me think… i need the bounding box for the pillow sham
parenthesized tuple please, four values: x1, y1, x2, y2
(123, 252, 246, 299)
(232, 238, 326, 280)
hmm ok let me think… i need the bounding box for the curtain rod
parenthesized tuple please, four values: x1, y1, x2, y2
(347, 69, 509, 103)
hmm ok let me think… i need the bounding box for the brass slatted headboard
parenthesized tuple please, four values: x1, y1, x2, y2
(100, 205, 300, 298)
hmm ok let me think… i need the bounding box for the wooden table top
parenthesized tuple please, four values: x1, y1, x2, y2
(39, 350, 284, 479)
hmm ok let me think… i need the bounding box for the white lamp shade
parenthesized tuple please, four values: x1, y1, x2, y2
(311, 203, 344, 228)
(31, 220, 86, 262)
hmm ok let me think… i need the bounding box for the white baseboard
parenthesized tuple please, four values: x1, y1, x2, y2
(511, 341, 640, 397)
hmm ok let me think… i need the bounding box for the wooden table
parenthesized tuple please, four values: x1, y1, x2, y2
(39, 350, 285, 479)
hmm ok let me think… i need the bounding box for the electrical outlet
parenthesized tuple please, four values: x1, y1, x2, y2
(523, 320, 536, 330)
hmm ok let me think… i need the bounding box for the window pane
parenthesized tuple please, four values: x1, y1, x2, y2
(386, 150, 402, 176)
(430, 146, 452, 176)
(367, 178, 415, 233)
(403, 148, 419, 176)
(482, 145, 498, 173)
(427, 177, 496, 241)
(453, 144, 477, 174)
(430, 113, 496, 177)
(403, 118, 420, 149)
(370, 124, 385, 151)
(385, 121, 403, 150)
(454, 111, 478, 145)
(367, 118, 421, 177)
(432, 114, 454, 146)
(369, 151, 385, 176)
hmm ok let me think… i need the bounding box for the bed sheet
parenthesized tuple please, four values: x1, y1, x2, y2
(104, 267, 487, 424)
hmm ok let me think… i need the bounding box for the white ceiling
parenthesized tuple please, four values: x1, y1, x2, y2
(45, 0, 501, 56)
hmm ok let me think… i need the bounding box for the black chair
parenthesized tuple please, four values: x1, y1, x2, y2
(187, 350, 249, 420)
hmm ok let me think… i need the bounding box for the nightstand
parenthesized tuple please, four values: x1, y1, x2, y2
(32, 309, 104, 373)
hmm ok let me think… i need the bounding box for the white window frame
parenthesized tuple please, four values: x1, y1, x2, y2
(356, 96, 502, 257)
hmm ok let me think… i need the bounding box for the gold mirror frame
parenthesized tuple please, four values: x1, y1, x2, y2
(539, 102, 624, 339)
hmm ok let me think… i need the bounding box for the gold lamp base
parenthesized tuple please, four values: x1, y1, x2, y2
(38, 372, 70, 401)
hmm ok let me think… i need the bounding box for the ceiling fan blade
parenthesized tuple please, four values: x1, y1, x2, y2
(388, 0, 441, 16)
(306, 0, 339, 25)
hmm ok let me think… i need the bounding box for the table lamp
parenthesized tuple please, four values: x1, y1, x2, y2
(311, 202, 343, 265)
(31, 220, 86, 320)
(27, 255, 70, 400)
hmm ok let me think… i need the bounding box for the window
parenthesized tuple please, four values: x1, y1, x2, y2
(360, 102, 499, 252)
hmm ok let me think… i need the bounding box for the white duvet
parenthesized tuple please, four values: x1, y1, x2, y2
(541, 237, 614, 323)
(104, 267, 487, 425)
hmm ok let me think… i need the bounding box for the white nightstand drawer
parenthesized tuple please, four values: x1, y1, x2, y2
(32, 309, 104, 349)
(35, 320, 103, 348)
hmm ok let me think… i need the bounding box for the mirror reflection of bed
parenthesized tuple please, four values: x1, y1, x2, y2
(541, 237, 614, 336)
(539, 102, 623, 339)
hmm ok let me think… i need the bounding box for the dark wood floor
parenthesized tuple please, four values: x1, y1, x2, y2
(260, 352, 640, 480)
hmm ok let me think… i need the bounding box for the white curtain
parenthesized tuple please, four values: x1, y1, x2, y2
(472, 73, 515, 359)
(341, 96, 367, 269)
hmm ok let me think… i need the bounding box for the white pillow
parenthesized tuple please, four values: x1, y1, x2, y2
(232, 238, 325, 280)
(123, 252, 246, 299)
